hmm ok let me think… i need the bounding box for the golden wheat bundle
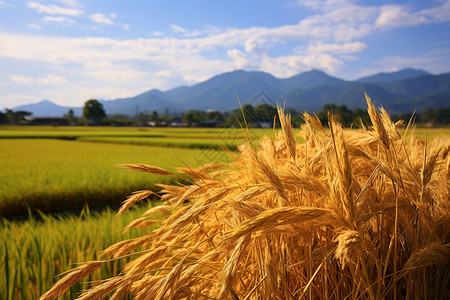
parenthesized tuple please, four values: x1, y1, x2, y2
(41, 94, 450, 300)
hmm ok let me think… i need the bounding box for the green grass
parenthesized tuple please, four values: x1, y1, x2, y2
(0, 125, 251, 140)
(0, 203, 156, 300)
(0, 138, 230, 218)
(76, 136, 246, 150)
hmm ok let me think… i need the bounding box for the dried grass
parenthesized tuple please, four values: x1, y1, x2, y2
(41, 95, 450, 300)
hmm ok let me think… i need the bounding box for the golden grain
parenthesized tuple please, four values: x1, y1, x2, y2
(42, 97, 450, 299)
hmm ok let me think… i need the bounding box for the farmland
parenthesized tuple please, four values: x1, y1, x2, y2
(0, 125, 253, 299)
(1, 204, 157, 299)
(0, 126, 267, 218)
(0, 124, 447, 218)
(0, 124, 449, 299)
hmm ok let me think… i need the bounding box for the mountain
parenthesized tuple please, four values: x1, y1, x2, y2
(100, 89, 178, 115)
(357, 68, 430, 83)
(281, 69, 347, 90)
(12, 69, 450, 116)
(164, 70, 282, 110)
(12, 100, 82, 116)
(163, 69, 347, 110)
(384, 73, 450, 96)
(283, 82, 398, 112)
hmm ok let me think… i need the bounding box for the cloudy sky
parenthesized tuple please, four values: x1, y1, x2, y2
(1, 0, 450, 108)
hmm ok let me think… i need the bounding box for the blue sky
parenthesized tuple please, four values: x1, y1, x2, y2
(1, 0, 450, 108)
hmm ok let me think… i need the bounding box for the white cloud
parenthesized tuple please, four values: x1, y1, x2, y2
(57, 0, 80, 7)
(244, 38, 268, 57)
(375, 5, 426, 27)
(37, 74, 68, 85)
(298, 0, 355, 12)
(183, 25, 221, 37)
(27, 1, 84, 16)
(260, 54, 343, 77)
(8, 75, 34, 83)
(0, 1, 8, 9)
(420, 0, 450, 23)
(171, 24, 187, 34)
(8, 74, 68, 85)
(90, 13, 113, 25)
(2, 94, 39, 108)
(122, 24, 130, 30)
(43, 16, 74, 23)
(82, 60, 149, 82)
(307, 42, 366, 53)
(155, 70, 176, 78)
(227, 49, 254, 69)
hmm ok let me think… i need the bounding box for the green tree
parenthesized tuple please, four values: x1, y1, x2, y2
(226, 104, 255, 126)
(150, 110, 159, 122)
(254, 104, 278, 124)
(4, 109, 32, 124)
(183, 110, 206, 124)
(83, 99, 106, 124)
(64, 109, 77, 124)
(5, 108, 15, 124)
(206, 110, 224, 124)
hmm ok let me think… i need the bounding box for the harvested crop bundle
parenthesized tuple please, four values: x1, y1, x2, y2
(41, 95, 450, 299)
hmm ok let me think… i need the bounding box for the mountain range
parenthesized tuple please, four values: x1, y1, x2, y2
(11, 68, 450, 116)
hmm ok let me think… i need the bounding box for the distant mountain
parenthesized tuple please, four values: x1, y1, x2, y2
(12, 100, 82, 117)
(283, 82, 398, 112)
(12, 68, 450, 116)
(162, 69, 347, 110)
(383, 73, 450, 96)
(357, 68, 430, 83)
(100, 89, 178, 115)
(164, 70, 282, 110)
(281, 69, 347, 90)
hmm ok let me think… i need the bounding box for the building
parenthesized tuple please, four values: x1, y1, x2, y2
(24, 116, 69, 125)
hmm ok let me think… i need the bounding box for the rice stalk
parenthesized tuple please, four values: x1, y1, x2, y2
(42, 97, 450, 299)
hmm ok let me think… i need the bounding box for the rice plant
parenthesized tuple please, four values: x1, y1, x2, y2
(41, 95, 450, 299)
(1, 204, 157, 300)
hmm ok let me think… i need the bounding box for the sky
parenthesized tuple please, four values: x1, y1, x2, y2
(1, 0, 450, 108)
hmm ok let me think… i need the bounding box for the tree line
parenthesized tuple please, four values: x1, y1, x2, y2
(1, 99, 449, 126)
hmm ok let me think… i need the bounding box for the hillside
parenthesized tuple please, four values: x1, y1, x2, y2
(12, 68, 450, 116)
(357, 68, 430, 83)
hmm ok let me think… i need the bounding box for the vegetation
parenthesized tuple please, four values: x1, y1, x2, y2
(0, 139, 224, 218)
(41, 98, 449, 299)
(82, 99, 106, 124)
(76, 136, 246, 150)
(0, 125, 251, 139)
(0, 106, 448, 300)
(2, 101, 448, 127)
(1, 204, 156, 300)
(0, 109, 32, 124)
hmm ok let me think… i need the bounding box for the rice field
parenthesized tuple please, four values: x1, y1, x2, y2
(0, 127, 243, 300)
(1, 203, 159, 299)
(0, 138, 232, 218)
(0, 125, 252, 140)
(0, 125, 276, 218)
(76, 136, 246, 150)
(40, 100, 450, 299)
(1, 117, 449, 300)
